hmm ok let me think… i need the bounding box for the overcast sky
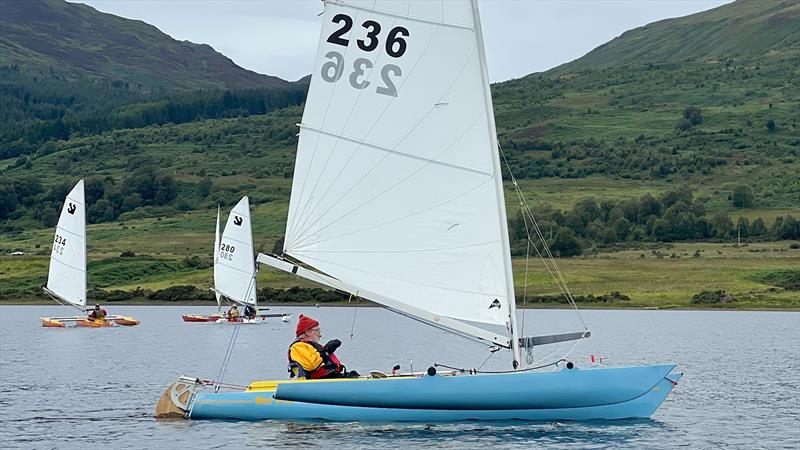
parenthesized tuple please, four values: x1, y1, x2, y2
(74, 0, 732, 83)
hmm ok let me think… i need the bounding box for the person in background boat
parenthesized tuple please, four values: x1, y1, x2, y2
(244, 304, 256, 319)
(288, 314, 359, 379)
(87, 304, 107, 321)
(226, 305, 240, 320)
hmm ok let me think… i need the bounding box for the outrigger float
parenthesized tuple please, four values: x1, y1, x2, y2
(41, 314, 139, 327)
(40, 179, 140, 328)
(157, 0, 679, 422)
(180, 311, 291, 324)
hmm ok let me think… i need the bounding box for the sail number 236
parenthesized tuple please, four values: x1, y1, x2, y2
(322, 13, 409, 97)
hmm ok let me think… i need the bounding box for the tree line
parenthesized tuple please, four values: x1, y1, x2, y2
(509, 188, 799, 257)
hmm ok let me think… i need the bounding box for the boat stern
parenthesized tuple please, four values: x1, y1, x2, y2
(155, 376, 203, 419)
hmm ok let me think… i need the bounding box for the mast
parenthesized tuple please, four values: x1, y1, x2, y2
(214, 206, 222, 310)
(470, 0, 521, 368)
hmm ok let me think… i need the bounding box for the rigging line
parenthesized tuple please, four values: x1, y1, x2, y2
(286, 5, 366, 241)
(521, 236, 531, 340)
(216, 321, 242, 389)
(290, 21, 445, 241)
(348, 292, 359, 340)
(290, 175, 492, 249)
(526, 335, 584, 370)
(435, 358, 563, 374)
(499, 145, 588, 331)
(519, 195, 587, 330)
(291, 112, 488, 250)
(294, 252, 507, 298)
(517, 187, 583, 325)
(476, 349, 495, 371)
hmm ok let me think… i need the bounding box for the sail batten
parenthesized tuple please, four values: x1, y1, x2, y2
(298, 124, 493, 176)
(285, 0, 515, 340)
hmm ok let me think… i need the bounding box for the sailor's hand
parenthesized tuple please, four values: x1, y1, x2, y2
(323, 339, 341, 354)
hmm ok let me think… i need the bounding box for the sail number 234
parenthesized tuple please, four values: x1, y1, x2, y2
(53, 234, 67, 255)
(322, 13, 409, 97)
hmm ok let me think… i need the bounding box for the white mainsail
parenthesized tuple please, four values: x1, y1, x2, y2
(215, 197, 257, 307)
(282, 0, 518, 354)
(45, 179, 87, 308)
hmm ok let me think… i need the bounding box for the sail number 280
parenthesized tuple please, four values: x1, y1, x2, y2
(322, 13, 409, 97)
(219, 243, 235, 261)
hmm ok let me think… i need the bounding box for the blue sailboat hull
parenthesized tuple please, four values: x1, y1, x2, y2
(187, 365, 681, 422)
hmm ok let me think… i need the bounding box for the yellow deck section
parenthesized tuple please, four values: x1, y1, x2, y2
(246, 375, 414, 392)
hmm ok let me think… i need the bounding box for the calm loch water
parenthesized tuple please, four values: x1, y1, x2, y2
(1, 305, 798, 449)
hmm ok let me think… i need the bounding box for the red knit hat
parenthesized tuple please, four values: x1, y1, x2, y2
(296, 314, 319, 337)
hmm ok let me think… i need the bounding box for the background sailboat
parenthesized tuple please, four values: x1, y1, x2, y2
(157, 0, 679, 421)
(184, 197, 290, 324)
(41, 180, 139, 327)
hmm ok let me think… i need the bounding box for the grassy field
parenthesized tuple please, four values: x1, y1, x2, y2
(2, 238, 797, 309)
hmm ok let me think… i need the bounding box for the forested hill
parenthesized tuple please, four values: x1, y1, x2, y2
(556, 0, 800, 72)
(0, 0, 305, 153)
(1, 0, 798, 249)
(0, 0, 289, 90)
(490, 0, 798, 206)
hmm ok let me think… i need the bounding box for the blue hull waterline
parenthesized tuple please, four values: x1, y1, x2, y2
(186, 365, 681, 422)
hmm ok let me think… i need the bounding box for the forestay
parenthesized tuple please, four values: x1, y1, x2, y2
(45, 179, 87, 308)
(215, 197, 257, 306)
(283, 0, 517, 345)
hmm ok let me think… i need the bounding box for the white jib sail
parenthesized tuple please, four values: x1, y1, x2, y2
(213, 206, 222, 309)
(284, 0, 517, 338)
(215, 197, 257, 307)
(46, 179, 87, 308)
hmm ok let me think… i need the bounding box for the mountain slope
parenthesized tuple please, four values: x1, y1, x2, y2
(0, 0, 289, 90)
(557, 0, 800, 72)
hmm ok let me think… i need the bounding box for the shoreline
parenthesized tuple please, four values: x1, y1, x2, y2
(2, 300, 798, 311)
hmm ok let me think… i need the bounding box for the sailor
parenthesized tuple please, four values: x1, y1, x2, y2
(87, 304, 107, 321)
(227, 305, 240, 320)
(244, 304, 256, 319)
(288, 314, 359, 379)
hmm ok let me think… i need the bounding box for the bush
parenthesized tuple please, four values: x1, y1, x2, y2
(753, 270, 800, 291)
(691, 290, 735, 304)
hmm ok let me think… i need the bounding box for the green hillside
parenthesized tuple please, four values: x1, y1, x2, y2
(0, 0, 288, 90)
(0, 0, 301, 152)
(557, 0, 800, 72)
(0, 0, 797, 305)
